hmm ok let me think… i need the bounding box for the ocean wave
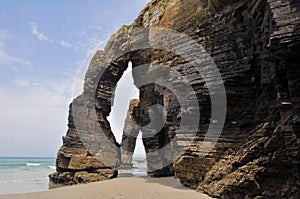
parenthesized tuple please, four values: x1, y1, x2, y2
(0, 163, 24, 165)
(0, 177, 48, 184)
(49, 166, 56, 170)
(26, 163, 41, 166)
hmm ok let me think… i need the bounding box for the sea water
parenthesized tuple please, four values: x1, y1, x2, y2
(0, 157, 56, 195)
(119, 155, 147, 177)
(0, 156, 147, 195)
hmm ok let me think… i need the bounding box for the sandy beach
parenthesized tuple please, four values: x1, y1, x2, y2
(0, 177, 212, 199)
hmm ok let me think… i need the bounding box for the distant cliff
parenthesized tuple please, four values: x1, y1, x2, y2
(50, 0, 300, 198)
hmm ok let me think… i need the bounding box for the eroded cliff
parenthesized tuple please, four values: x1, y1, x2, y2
(50, 0, 300, 198)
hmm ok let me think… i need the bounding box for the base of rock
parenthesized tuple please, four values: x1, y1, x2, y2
(49, 169, 118, 188)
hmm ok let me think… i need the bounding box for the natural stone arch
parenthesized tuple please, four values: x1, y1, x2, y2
(93, 46, 186, 176)
(57, 44, 181, 179)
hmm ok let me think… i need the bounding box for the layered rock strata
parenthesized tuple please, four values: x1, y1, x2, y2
(119, 99, 140, 169)
(49, 51, 121, 186)
(51, 0, 300, 198)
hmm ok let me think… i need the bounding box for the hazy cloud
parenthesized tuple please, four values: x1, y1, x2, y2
(75, 38, 107, 54)
(60, 40, 72, 48)
(0, 36, 30, 66)
(0, 77, 74, 157)
(0, 47, 31, 66)
(0, 28, 13, 40)
(12, 78, 73, 103)
(30, 22, 52, 42)
(89, 25, 103, 31)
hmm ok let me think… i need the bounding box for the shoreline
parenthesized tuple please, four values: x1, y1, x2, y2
(0, 177, 213, 199)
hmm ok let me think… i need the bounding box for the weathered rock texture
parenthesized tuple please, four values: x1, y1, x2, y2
(49, 51, 121, 186)
(51, 0, 300, 198)
(119, 99, 140, 169)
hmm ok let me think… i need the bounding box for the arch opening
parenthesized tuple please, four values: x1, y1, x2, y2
(107, 61, 147, 176)
(107, 61, 139, 144)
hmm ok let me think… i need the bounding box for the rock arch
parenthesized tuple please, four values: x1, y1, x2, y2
(50, 0, 300, 198)
(49, 42, 182, 185)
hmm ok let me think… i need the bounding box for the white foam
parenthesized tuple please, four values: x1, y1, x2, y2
(26, 163, 41, 166)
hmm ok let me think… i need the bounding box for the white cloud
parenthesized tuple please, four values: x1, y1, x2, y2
(30, 22, 52, 42)
(0, 28, 13, 40)
(0, 41, 30, 66)
(60, 40, 72, 48)
(12, 78, 73, 104)
(89, 25, 103, 31)
(13, 79, 36, 87)
(0, 47, 31, 66)
(75, 38, 107, 54)
(0, 29, 30, 66)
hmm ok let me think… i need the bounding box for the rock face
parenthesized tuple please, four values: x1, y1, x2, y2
(49, 51, 121, 186)
(51, 0, 300, 198)
(119, 99, 140, 169)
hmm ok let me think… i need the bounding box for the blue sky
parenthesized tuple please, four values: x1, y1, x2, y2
(0, 0, 148, 157)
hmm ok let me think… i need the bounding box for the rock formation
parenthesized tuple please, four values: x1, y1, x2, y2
(49, 51, 121, 186)
(50, 0, 300, 198)
(119, 99, 140, 169)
